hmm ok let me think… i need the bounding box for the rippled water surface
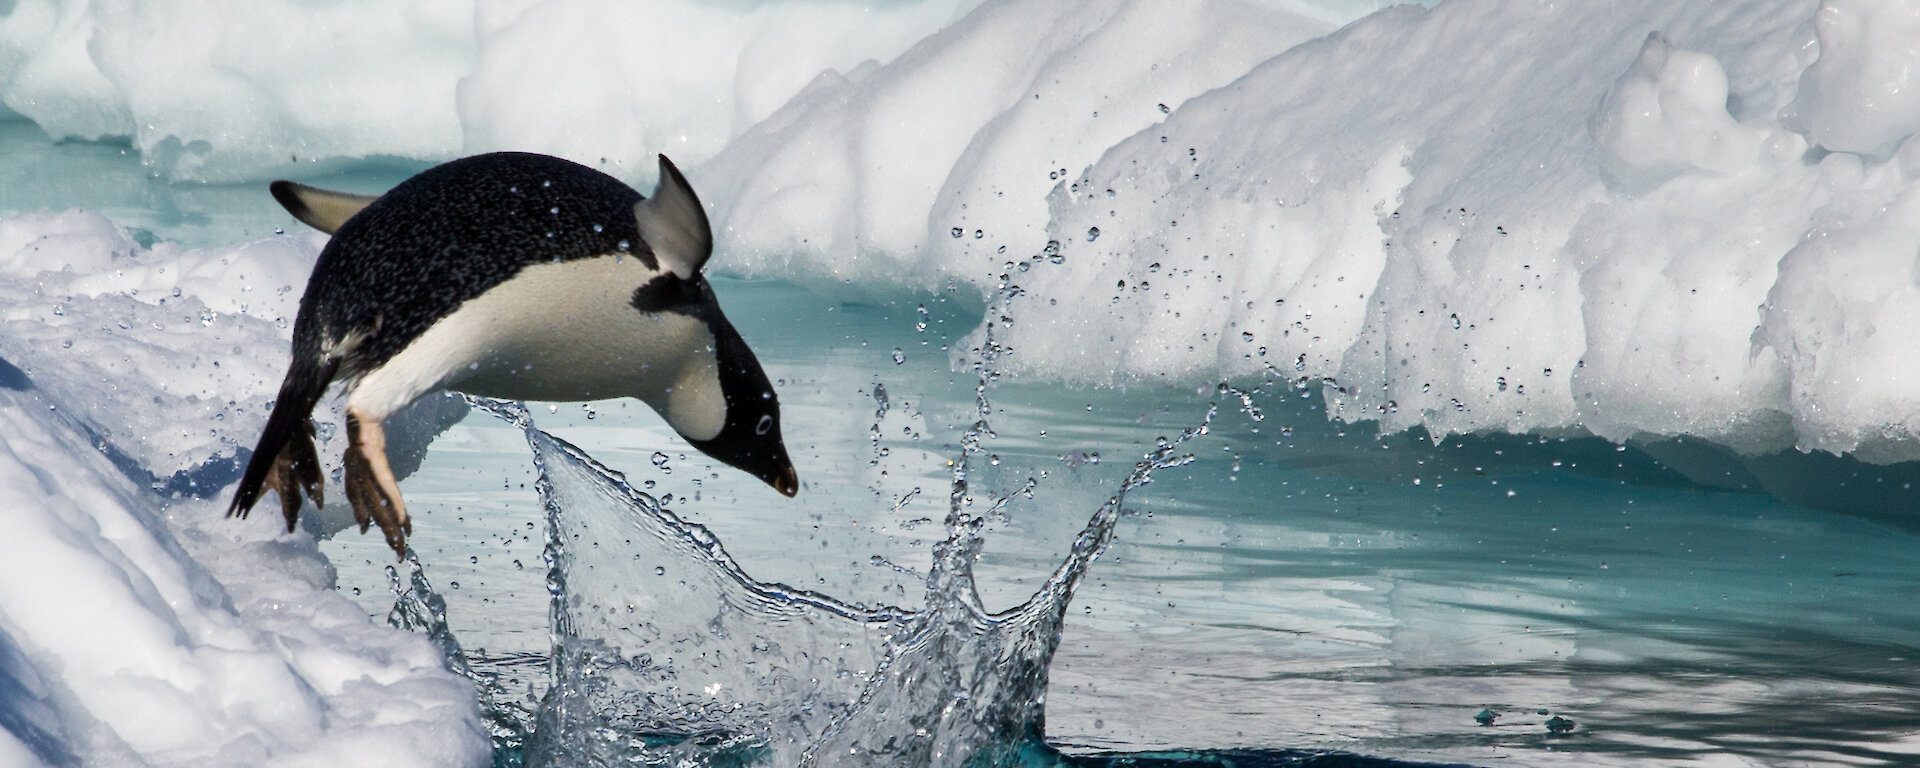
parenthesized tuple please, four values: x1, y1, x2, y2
(326, 276, 1920, 767)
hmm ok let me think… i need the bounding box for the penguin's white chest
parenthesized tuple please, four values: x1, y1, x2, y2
(346, 254, 724, 438)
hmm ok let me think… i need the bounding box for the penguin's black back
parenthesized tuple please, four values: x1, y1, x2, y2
(297, 152, 652, 374)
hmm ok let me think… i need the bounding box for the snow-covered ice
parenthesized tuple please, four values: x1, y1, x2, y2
(4, 0, 1920, 764)
(0, 212, 487, 767)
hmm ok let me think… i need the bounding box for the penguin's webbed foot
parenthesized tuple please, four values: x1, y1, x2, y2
(262, 417, 325, 532)
(344, 408, 411, 559)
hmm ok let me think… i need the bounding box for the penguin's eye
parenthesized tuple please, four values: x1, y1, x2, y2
(755, 414, 773, 435)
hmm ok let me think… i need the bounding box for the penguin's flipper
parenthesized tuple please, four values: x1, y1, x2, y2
(270, 181, 380, 235)
(343, 407, 411, 559)
(633, 154, 712, 279)
(230, 356, 338, 528)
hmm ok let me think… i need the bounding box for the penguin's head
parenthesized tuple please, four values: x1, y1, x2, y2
(637, 154, 799, 497)
(681, 327, 799, 497)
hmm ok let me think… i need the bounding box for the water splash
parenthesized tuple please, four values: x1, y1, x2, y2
(454, 391, 1208, 766)
(433, 265, 1229, 766)
(802, 276, 1205, 765)
(385, 548, 533, 757)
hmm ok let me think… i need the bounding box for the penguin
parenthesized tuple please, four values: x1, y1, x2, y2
(227, 152, 798, 558)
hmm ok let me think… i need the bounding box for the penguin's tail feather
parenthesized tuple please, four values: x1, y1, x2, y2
(228, 355, 338, 532)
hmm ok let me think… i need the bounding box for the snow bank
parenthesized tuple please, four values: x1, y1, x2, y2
(703, 0, 1920, 461)
(0, 208, 317, 479)
(991, 0, 1920, 461)
(0, 0, 979, 181)
(0, 391, 490, 768)
(689, 0, 1918, 460)
(0, 210, 490, 766)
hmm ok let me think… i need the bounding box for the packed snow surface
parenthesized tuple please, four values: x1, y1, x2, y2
(4, 0, 1920, 764)
(712, 0, 1920, 463)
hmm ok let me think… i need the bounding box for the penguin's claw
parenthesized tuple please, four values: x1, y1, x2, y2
(265, 457, 304, 531)
(345, 409, 411, 560)
(255, 416, 325, 532)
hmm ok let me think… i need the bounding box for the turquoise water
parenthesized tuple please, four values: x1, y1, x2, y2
(8, 119, 1919, 766)
(336, 275, 1920, 766)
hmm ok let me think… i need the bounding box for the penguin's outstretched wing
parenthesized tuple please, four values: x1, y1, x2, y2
(227, 353, 337, 531)
(271, 181, 379, 235)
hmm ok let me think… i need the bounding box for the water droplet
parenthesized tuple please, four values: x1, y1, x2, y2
(652, 451, 672, 474)
(1157, 103, 1170, 114)
(1086, 226, 1101, 242)
(1241, 331, 1253, 342)
(891, 348, 905, 365)
(951, 227, 963, 238)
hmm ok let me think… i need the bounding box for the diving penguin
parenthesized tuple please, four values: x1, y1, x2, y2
(227, 152, 798, 557)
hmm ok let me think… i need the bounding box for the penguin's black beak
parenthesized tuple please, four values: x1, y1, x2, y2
(772, 464, 798, 497)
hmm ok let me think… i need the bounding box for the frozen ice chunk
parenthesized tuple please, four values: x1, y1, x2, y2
(1755, 180, 1920, 463)
(1782, 0, 1920, 157)
(1592, 33, 1763, 192)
